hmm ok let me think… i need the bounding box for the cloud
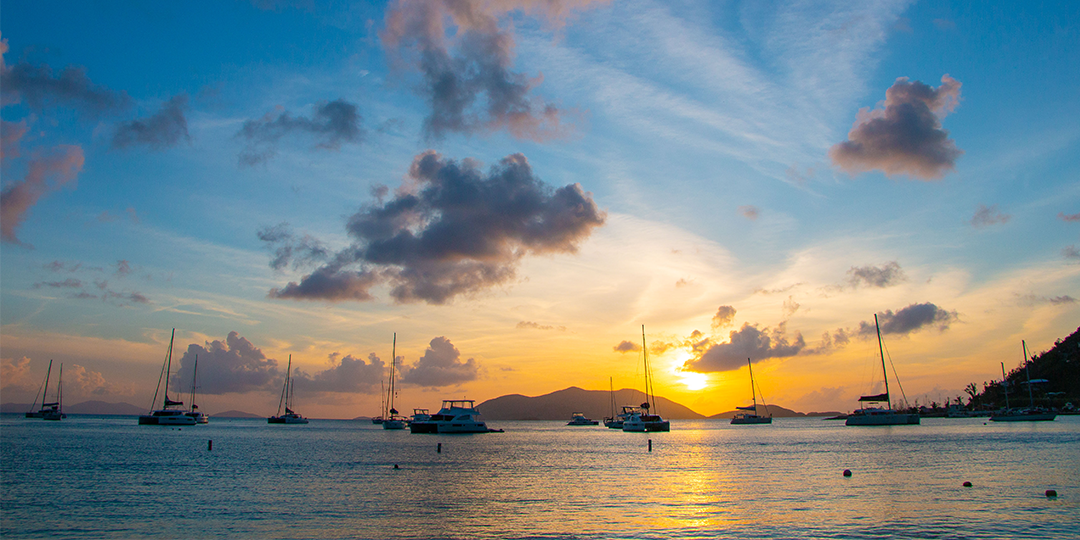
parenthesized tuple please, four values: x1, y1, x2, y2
(711, 305, 736, 328)
(782, 296, 800, 317)
(398, 336, 479, 387)
(1065, 245, 1080, 261)
(737, 205, 759, 220)
(237, 99, 362, 165)
(1, 119, 27, 159)
(683, 322, 806, 373)
(847, 261, 906, 288)
(857, 302, 959, 337)
(830, 75, 963, 180)
(34, 278, 83, 289)
(172, 331, 280, 394)
(613, 340, 639, 353)
(257, 222, 331, 271)
(517, 321, 566, 331)
(380, 0, 602, 141)
(0, 144, 85, 246)
(970, 204, 1010, 228)
(1050, 295, 1077, 305)
(268, 151, 605, 304)
(1057, 212, 1080, 223)
(112, 94, 191, 150)
(0, 57, 131, 115)
(115, 260, 132, 277)
(66, 364, 135, 397)
(0, 356, 33, 388)
(293, 352, 385, 394)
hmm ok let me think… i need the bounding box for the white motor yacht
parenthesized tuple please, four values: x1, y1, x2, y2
(567, 412, 599, 425)
(409, 400, 501, 433)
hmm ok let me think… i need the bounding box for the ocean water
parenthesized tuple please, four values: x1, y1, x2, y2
(2, 414, 1078, 539)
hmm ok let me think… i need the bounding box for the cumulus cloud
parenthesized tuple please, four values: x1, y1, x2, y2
(268, 151, 605, 304)
(1, 144, 85, 246)
(712, 305, 736, 328)
(293, 352, 385, 394)
(970, 204, 1010, 228)
(112, 94, 191, 150)
(237, 99, 362, 165)
(66, 364, 135, 397)
(172, 332, 280, 394)
(381, 0, 603, 141)
(0, 53, 131, 115)
(1059, 212, 1080, 222)
(0, 356, 33, 388)
(857, 303, 959, 337)
(613, 340, 640, 353)
(830, 75, 963, 180)
(683, 322, 806, 373)
(738, 205, 759, 220)
(847, 261, 906, 288)
(398, 336, 479, 387)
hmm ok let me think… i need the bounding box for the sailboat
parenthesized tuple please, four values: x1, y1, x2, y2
(731, 358, 772, 425)
(846, 314, 920, 426)
(622, 326, 670, 432)
(268, 355, 308, 424)
(139, 329, 196, 425)
(41, 364, 65, 421)
(990, 341, 1056, 422)
(382, 334, 406, 430)
(602, 377, 637, 429)
(25, 359, 54, 418)
(184, 354, 209, 424)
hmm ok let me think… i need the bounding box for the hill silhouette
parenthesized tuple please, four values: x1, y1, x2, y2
(969, 326, 1080, 410)
(708, 404, 841, 419)
(479, 387, 706, 421)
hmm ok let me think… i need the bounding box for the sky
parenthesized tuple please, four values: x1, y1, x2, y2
(1, 0, 1078, 419)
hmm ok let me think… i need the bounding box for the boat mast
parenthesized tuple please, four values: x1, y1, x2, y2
(388, 333, 397, 416)
(31, 359, 53, 413)
(1022, 340, 1035, 408)
(57, 364, 63, 414)
(747, 358, 757, 410)
(1000, 361, 1011, 411)
(189, 354, 199, 412)
(278, 355, 291, 416)
(609, 376, 615, 419)
(874, 314, 892, 410)
(163, 329, 175, 407)
(641, 325, 654, 412)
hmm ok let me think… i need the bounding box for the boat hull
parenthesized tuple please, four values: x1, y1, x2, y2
(268, 415, 309, 424)
(845, 412, 920, 426)
(603, 420, 623, 429)
(622, 419, 670, 432)
(731, 415, 772, 425)
(382, 418, 407, 430)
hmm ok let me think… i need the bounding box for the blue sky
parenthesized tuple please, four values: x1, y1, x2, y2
(2, 0, 1078, 418)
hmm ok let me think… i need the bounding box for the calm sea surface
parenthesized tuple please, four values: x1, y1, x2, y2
(2, 414, 1078, 539)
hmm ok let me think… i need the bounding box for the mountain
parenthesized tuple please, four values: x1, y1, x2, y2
(478, 387, 706, 421)
(708, 405, 841, 419)
(214, 410, 262, 418)
(969, 326, 1080, 410)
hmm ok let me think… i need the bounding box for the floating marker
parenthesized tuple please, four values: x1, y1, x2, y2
(843, 469, 852, 477)
(437, 443, 442, 453)
(393, 464, 399, 470)
(208, 440, 213, 451)
(1046, 489, 1057, 497)
(963, 481, 972, 487)
(648, 439, 652, 452)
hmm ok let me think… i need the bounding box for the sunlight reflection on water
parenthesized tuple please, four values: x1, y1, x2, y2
(2, 415, 1078, 539)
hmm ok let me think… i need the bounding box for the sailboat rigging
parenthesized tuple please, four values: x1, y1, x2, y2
(268, 355, 308, 424)
(25, 359, 54, 418)
(622, 325, 670, 432)
(846, 314, 919, 426)
(139, 329, 196, 425)
(731, 358, 772, 424)
(990, 340, 1056, 422)
(184, 354, 209, 424)
(383, 333, 406, 430)
(41, 364, 65, 421)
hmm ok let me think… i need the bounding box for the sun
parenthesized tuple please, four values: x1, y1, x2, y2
(679, 371, 708, 391)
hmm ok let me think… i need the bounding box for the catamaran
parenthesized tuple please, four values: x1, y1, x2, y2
(41, 364, 65, 421)
(382, 334, 407, 430)
(622, 326, 670, 432)
(139, 329, 196, 425)
(990, 341, 1056, 422)
(184, 354, 209, 424)
(268, 355, 308, 424)
(25, 359, 55, 418)
(731, 358, 772, 425)
(846, 314, 920, 426)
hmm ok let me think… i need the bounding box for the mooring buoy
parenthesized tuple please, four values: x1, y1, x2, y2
(963, 481, 972, 487)
(843, 469, 852, 477)
(208, 440, 213, 451)
(1046, 489, 1058, 497)
(437, 443, 442, 453)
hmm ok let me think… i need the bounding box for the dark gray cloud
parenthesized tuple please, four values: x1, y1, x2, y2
(112, 95, 191, 150)
(848, 261, 906, 288)
(857, 303, 959, 337)
(613, 340, 639, 353)
(1050, 295, 1077, 305)
(1, 145, 84, 246)
(1, 59, 131, 115)
(381, 0, 600, 141)
(293, 352, 385, 394)
(1059, 212, 1080, 223)
(34, 278, 82, 288)
(172, 331, 280, 394)
(268, 151, 605, 304)
(683, 322, 806, 373)
(712, 305, 736, 328)
(237, 99, 362, 165)
(398, 336, 479, 387)
(830, 75, 962, 180)
(257, 222, 331, 271)
(970, 204, 1010, 228)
